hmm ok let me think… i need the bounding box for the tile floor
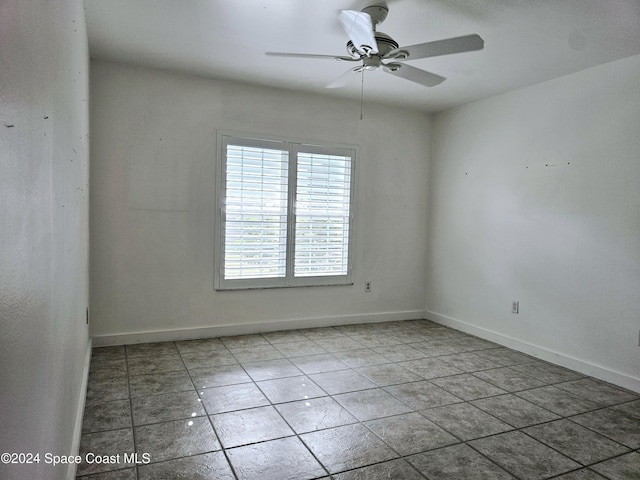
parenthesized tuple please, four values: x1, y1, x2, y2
(77, 320, 640, 480)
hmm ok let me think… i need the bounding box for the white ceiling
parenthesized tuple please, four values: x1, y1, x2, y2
(84, 0, 640, 112)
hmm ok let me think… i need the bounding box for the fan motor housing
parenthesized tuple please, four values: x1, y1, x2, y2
(362, 5, 389, 26)
(347, 31, 399, 58)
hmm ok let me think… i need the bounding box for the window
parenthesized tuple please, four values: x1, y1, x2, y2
(215, 134, 355, 290)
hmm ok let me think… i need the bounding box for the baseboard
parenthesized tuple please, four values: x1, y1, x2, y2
(92, 310, 427, 347)
(427, 310, 640, 394)
(67, 337, 92, 480)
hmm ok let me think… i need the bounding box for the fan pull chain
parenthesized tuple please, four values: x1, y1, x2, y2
(360, 69, 365, 120)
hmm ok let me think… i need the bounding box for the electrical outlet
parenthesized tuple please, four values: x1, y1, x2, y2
(511, 301, 519, 314)
(364, 281, 372, 292)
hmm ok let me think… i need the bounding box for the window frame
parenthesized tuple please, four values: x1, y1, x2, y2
(214, 131, 356, 291)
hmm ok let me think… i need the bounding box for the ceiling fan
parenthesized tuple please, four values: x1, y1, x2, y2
(266, 4, 484, 89)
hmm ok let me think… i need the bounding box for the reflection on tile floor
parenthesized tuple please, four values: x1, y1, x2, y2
(78, 320, 640, 479)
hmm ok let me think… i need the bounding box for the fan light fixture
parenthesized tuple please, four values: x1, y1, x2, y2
(266, 4, 484, 89)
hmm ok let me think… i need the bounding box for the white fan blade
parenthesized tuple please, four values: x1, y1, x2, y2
(325, 66, 362, 89)
(338, 10, 378, 55)
(387, 34, 484, 61)
(384, 63, 446, 87)
(266, 52, 358, 61)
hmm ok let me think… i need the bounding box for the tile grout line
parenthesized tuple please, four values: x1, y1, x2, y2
(237, 345, 333, 479)
(179, 341, 241, 480)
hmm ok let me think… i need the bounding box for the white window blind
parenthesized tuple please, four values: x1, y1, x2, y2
(216, 134, 355, 290)
(224, 144, 288, 280)
(295, 151, 352, 277)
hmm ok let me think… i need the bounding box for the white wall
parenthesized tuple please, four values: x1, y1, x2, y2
(0, 1, 91, 479)
(427, 54, 640, 391)
(89, 61, 431, 342)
